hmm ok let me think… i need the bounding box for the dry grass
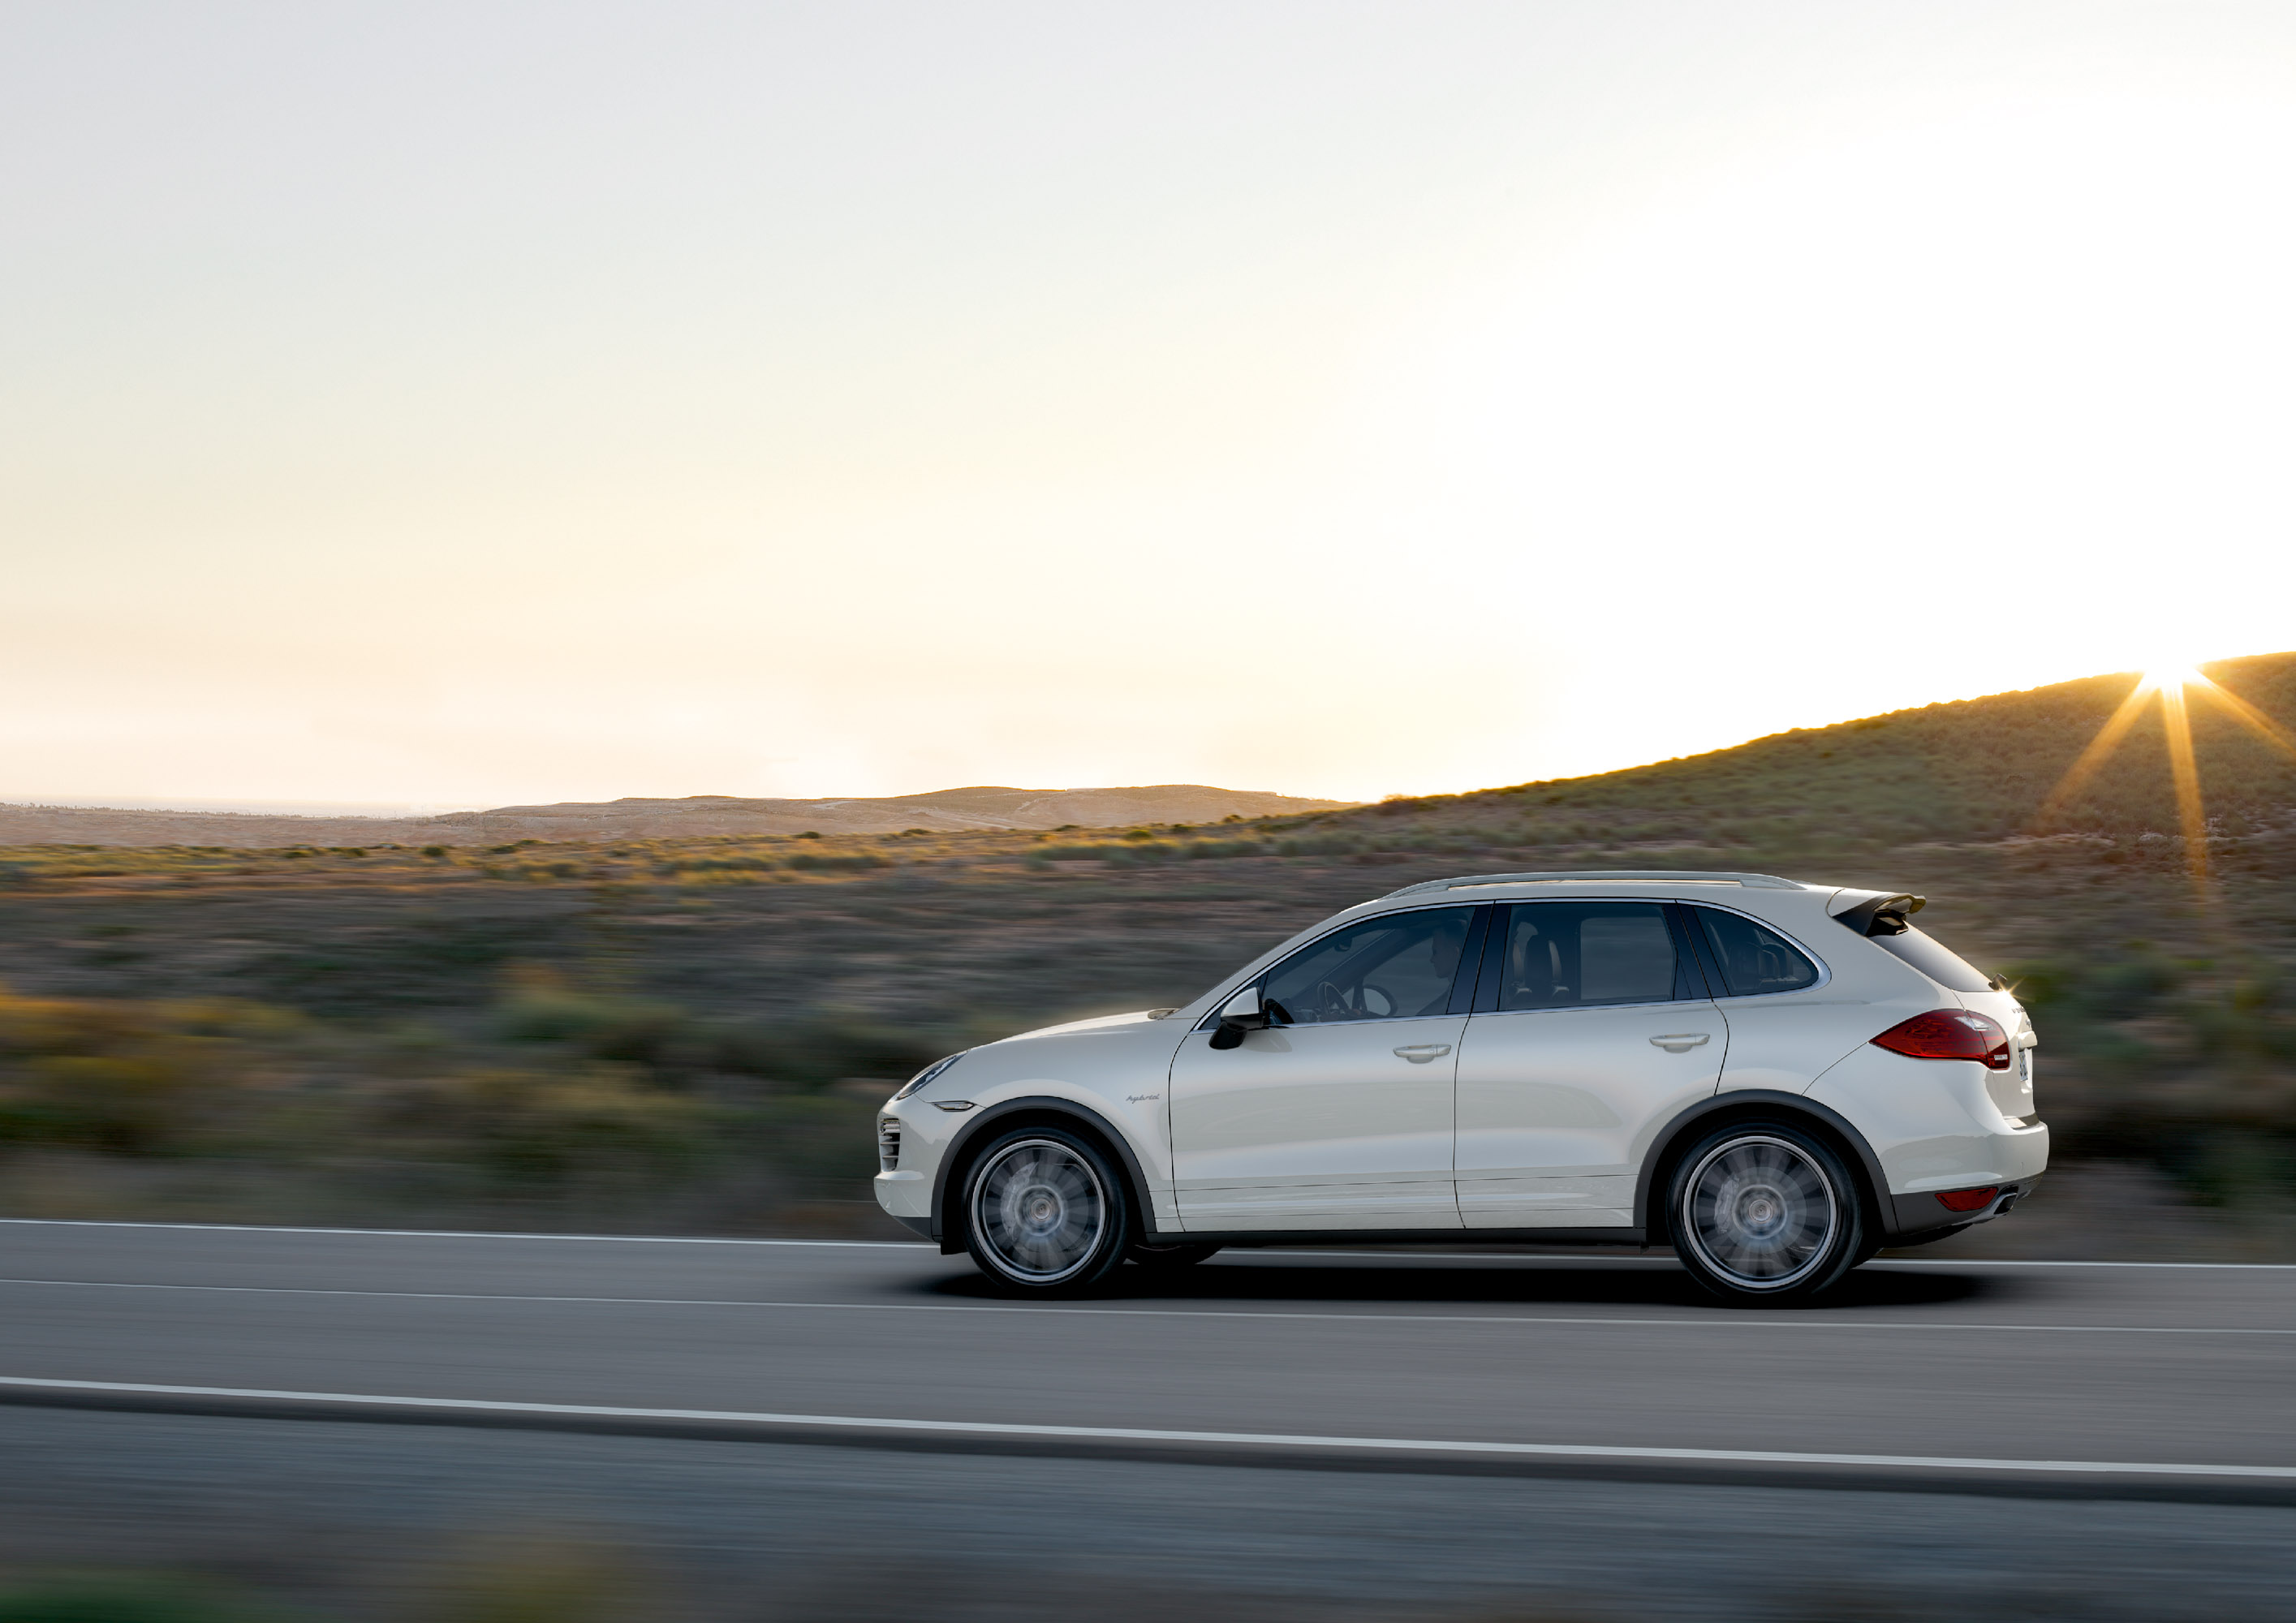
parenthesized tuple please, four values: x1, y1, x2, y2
(2, 657, 2294, 1231)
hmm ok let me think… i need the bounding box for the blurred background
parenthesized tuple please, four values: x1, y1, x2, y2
(7, 2, 2296, 1619)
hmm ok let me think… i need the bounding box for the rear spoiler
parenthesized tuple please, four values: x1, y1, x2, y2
(1833, 893, 1926, 937)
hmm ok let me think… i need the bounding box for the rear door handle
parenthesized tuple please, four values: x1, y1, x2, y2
(1393, 1044, 1453, 1063)
(1649, 1033, 1711, 1053)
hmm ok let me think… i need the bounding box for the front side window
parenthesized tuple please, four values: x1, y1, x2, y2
(1689, 906, 1821, 997)
(1492, 902, 1685, 1010)
(1260, 906, 1475, 1024)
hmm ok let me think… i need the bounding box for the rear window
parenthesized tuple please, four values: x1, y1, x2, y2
(1493, 901, 1687, 1010)
(1687, 906, 1821, 997)
(1872, 926, 1995, 993)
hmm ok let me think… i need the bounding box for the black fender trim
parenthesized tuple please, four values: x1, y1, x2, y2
(1633, 1090, 1927, 1241)
(928, 1096, 1159, 1251)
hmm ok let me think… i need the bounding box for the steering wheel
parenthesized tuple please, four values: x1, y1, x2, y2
(1312, 979, 1356, 1020)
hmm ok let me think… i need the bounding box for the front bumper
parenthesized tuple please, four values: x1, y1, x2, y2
(873, 1168, 930, 1219)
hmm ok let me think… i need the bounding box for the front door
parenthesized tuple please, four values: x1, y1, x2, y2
(1169, 904, 1482, 1230)
(1454, 900, 1725, 1228)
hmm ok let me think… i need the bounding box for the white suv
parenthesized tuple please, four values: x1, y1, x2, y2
(873, 871, 2045, 1302)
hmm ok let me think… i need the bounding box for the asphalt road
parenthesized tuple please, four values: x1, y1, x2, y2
(5, 1220, 2296, 1619)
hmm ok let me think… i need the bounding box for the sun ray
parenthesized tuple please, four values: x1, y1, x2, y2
(2186, 671, 2296, 760)
(2157, 677, 2210, 882)
(2034, 674, 2160, 828)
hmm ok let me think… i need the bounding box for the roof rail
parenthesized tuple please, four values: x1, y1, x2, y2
(1384, 869, 1804, 898)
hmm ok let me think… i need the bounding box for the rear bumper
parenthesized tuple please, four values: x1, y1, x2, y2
(1887, 1173, 2042, 1240)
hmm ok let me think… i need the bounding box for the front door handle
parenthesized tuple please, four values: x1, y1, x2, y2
(1649, 1033, 1712, 1053)
(1393, 1044, 1453, 1063)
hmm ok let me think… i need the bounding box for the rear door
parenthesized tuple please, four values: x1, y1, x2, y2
(1454, 900, 1724, 1228)
(1168, 904, 1484, 1230)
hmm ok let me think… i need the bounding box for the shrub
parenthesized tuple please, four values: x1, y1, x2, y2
(0, 1575, 272, 1623)
(397, 1067, 710, 1186)
(0, 991, 260, 1154)
(788, 850, 889, 872)
(496, 991, 687, 1064)
(704, 1014, 942, 1087)
(6, 1055, 193, 1153)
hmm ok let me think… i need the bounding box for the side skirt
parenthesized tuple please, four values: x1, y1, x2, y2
(1149, 1227, 1648, 1249)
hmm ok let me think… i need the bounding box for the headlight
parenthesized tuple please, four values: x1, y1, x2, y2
(892, 1052, 967, 1101)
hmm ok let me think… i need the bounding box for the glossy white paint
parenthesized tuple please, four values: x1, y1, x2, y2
(1454, 1001, 1723, 1227)
(1805, 1043, 2050, 1190)
(874, 1169, 930, 1219)
(872, 1008, 1191, 1229)
(1957, 984, 2042, 1121)
(1704, 902, 1932, 1096)
(1169, 1014, 1462, 1229)
(870, 873, 2053, 1242)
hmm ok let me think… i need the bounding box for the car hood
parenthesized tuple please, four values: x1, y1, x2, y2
(997, 1008, 1178, 1043)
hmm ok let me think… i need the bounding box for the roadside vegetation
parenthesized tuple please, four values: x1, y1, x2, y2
(2, 654, 2294, 1236)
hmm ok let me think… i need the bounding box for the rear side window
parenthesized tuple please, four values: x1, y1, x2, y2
(1687, 906, 1821, 997)
(1489, 902, 1691, 1010)
(1872, 927, 1995, 993)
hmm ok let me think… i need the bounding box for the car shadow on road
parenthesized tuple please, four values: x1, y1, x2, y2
(923, 1255, 1993, 1311)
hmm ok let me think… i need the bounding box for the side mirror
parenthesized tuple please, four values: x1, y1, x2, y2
(1207, 987, 1269, 1050)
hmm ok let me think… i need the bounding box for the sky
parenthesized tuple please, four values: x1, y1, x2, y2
(6, 1, 2295, 810)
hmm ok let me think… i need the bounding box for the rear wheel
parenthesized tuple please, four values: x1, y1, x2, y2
(1667, 1121, 1865, 1305)
(960, 1127, 1132, 1296)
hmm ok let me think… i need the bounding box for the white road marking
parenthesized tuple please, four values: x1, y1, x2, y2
(2, 1277, 2285, 1337)
(1241, 1251, 2296, 1271)
(0, 1220, 927, 1247)
(2, 1219, 2290, 1268)
(2, 1374, 2290, 1480)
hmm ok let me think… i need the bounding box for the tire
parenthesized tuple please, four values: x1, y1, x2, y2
(959, 1126, 1133, 1295)
(1666, 1121, 1865, 1305)
(1128, 1241, 1221, 1271)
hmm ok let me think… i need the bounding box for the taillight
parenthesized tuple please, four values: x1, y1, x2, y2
(1936, 1186, 2000, 1212)
(1872, 1010, 2012, 1070)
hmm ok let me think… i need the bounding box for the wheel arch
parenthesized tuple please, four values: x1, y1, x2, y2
(1634, 1091, 1891, 1239)
(928, 1096, 1156, 1253)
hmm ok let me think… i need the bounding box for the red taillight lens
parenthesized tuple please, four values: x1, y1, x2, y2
(1936, 1185, 2001, 1212)
(1872, 1010, 2013, 1070)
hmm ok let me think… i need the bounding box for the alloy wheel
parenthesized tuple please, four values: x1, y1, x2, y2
(1678, 1133, 1840, 1291)
(971, 1138, 1109, 1285)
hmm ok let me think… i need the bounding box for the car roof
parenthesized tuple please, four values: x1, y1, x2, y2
(1381, 869, 1809, 900)
(1174, 871, 1867, 1022)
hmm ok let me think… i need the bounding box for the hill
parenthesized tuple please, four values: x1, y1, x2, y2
(1314, 652, 2296, 854)
(1, 655, 2292, 1244)
(0, 783, 1355, 849)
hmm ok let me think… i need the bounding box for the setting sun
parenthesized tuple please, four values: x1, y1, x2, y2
(2043, 657, 2296, 886)
(2137, 657, 2211, 693)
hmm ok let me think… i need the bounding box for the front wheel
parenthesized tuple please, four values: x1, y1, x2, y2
(960, 1127, 1133, 1296)
(1667, 1122, 1865, 1305)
